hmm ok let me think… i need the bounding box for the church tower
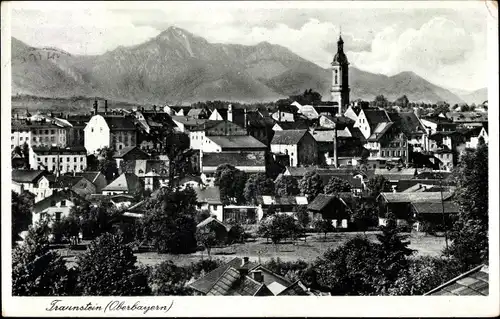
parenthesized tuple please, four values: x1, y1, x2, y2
(331, 34, 350, 116)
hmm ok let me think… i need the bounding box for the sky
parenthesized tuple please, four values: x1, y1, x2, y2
(9, 1, 491, 92)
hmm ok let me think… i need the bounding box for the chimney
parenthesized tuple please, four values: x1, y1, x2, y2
(252, 270, 263, 283)
(227, 104, 233, 122)
(93, 100, 98, 115)
(104, 100, 108, 115)
(239, 257, 250, 277)
(153, 105, 157, 112)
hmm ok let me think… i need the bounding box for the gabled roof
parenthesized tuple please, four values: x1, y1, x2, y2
(308, 193, 353, 212)
(189, 257, 259, 294)
(197, 216, 231, 231)
(207, 135, 266, 149)
(206, 267, 268, 296)
(378, 192, 454, 203)
(113, 146, 150, 159)
(362, 109, 391, 127)
(367, 122, 393, 141)
(103, 116, 137, 130)
(388, 112, 426, 136)
(202, 151, 265, 168)
(79, 171, 104, 184)
(274, 120, 310, 130)
(375, 168, 417, 178)
(271, 129, 309, 145)
(12, 170, 46, 183)
(34, 189, 84, 213)
(45, 175, 86, 188)
(187, 108, 207, 118)
(277, 280, 310, 296)
(424, 264, 488, 296)
(101, 173, 142, 192)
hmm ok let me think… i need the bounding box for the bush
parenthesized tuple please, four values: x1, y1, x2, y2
(76, 233, 151, 296)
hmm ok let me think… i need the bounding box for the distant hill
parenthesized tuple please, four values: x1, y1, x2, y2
(11, 27, 465, 105)
(458, 88, 488, 105)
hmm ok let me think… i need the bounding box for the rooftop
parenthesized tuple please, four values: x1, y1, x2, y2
(202, 151, 265, 168)
(271, 129, 309, 145)
(424, 264, 489, 296)
(12, 169, 47, 183)
(207, 135, 266, 149)
(101, 173, 142, 192)
(378, 191, 454, 203)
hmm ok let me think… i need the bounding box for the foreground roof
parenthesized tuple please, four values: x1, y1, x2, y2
(424, 264, 489, 296)
(189, 257, 258, 294)
(207, 135, 266, 149)
(101, 173, 142, 192)
(12, 170, 47, 183)
(202, 151, 265, 168)
(378, 192, 454, 203)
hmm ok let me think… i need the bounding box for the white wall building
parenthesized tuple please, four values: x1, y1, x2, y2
(30, 146, 87, 174)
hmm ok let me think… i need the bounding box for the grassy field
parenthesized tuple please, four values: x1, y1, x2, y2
(58, 231, 447, 268)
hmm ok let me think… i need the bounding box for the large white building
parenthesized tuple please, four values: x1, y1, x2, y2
(30, 146, 87, 174)
(84, 114, 137, 154)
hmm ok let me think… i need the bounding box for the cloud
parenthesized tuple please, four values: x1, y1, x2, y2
(11, 8, 159, 55)
(348, 17, 486, 90)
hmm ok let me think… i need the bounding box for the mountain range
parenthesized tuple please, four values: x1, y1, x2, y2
(11, 26, 486, 105)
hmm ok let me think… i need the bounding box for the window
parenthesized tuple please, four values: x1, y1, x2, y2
(44, 158, 48, 163)
(51, 130, 55, 134)
(11, 136, 13, 140)
(20, 137, 23, 141)
(50, 136, 55, 142)
(381, 151, 385, 157)
(74, 158, 77, 162)
(397, 150, 400, 156)
(74, 165, 77, 171)
(402, 151, 406, 156)
(33, 137, 36, 141)
(81, 157, 84, 162)
(45, 130, 49, 134)
(91, 128, 94, 132)
(67, 157, 70, 162)
(55, 212, 62, 222)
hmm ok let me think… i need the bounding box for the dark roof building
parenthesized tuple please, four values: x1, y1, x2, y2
(271, 129, 309, 145)
(202, 151, 266, 174)
(12, 170, 47, 184)
(424, 264, 489, 296)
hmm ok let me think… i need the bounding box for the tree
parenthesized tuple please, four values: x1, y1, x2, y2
(373, 95, 389, 108)
(227, 222, 246, 244)
(257, 214, 299, 245)
(214, 164, 248, 204)
(164, 131, 194, 187)
(366, 175, 391, 197)
(313, 218, 335, 239)
(395, 95, 409, 108)
(12, 191, 34, 245)
(290, 89, 322, 106)
(433, 101, 451, 116)
(375, 217, 415, 292)
(351, 200, 378, 232)
(22, 142, 30, 168)
(388, 256, 462, 295)
(299, 171, 324, 201)
(274, 175, 300, 197)
(69, 199, 120, 240)
(97, 147, 118, 183)
(445, 142, 488, 270)
(195, 224, 218, 258)
(314, 236, 384, 295)
(76, 233, 151, 296)
(12, 221, 75, 296)
(141, 187, 198, 254)
(324, 177, 352, 194)
(148, 261, 191, 295)
(243, 173, 275, 204)
(295, 206, 311, 242)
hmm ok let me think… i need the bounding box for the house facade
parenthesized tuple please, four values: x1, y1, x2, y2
(30, 146, 87, 174)
(270, 130, 318, 167)
(84, 114, 138, 154)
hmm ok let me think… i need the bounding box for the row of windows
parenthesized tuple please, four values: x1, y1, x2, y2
(38, 165, 85, 171)
(381, 150, 406, 157)
(38, 156, 85, 163)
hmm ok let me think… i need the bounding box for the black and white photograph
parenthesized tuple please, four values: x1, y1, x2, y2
(1, 0, 498, 317)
